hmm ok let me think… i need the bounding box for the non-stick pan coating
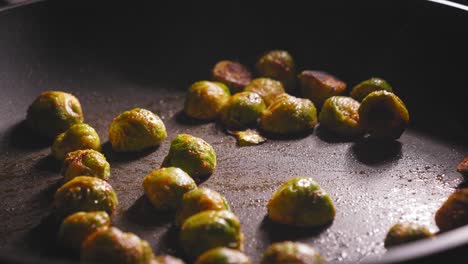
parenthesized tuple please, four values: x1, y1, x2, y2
(1, 1, 467, 263)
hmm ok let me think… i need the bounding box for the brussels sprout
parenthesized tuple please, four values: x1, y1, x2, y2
(195, 247, 251, 264)
(220, 92, 266, 129)
(260, 241, 323, 264)
(435, 189, 468, 232)
(212, 61, 252, 94)
(57, 211, 110, 252)
(26, 91, 84, 138)
(244, 78, 285, 106)
(384, 223, 433, 248)
(143, 167, 197, 211)
(53, 176, 118, 218)
(152, 255, 186, 264)
(457, 157, 468, 177)
(350, 77, 393, 102)
(81, 227, 154, 264)
(267, 177, 335, 227)
(260, 94, 317, 135)
(179, 210, 244, 259)
(175, 187, 229, 227)
(162, 134, 216, 181)
(318, 96, 363, 137)
(358, 91, 409, 140)
(109, 108, 167, 152)
(51, 123, 101, 161)
(184, 81, 231, 121)
(227, 129, 267, 147)
(256, 50, 296, 92)
(61, 149, 110, 182)
(298, 70, 347, 107)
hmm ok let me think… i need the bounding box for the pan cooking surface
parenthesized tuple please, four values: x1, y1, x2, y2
(1, 1, 467, 263)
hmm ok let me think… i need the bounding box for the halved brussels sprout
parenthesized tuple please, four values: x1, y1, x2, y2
(26, 91, 84, 138)
(384, 222, 433, 248)
(81, 227, 155, 264)
(256, 50, 296, 92)
(162, 134, 216, 181)
(212, 60, 252, 94)
(109, 108, 167, 152)
(244, 78, 285, 106)
(195, 247, 251, 264)
(298, 70, 347, 107)
(350, 77, 393, 102)
(143, 167, 197, 211)
(184, 81, 231, 121)
(318, 96, 363, 137)
(267, 177, 335, 227)
(358, 91, 409, 140)
(220, 91, 266, 130)
(436, 188, 468, 232)
(51, 123, 101, 161)
(61, 149, 110, 182)
(179, 210, 244, 259)
(260, 241, 323, 264)
(457, 157, 468, 177)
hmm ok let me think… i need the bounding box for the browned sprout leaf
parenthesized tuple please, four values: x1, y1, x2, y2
(228, 129, 266, 146)
(457, 157, 468, 177)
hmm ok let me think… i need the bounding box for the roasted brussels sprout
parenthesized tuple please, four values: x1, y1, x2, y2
(358, 91, 409, 140)
(195, 247, 251, 264)
(260, 94, 317, 135)
(212, 61, 252, 94)
(267, 177, 335, 227)
(318, 96, 363, 137)
(179, 210, 244, 259)
(384, 222, 433, 248)
(162, 134, 216, 181)
(143, 167, 197, 211)
(298, 70, 347, 107)
(350, 77, 393, 102)
(175, 187, 229, 226)
(52, 123, 101, 161)
(435, 188, 468, 232)
(57, 211, 110, 252)
(244, 78, 285, 106)
(220, 91, 266, 129)
(260, 241, 324, 264)
(26, 91, 84, 138)
(152, 255, 186, 264)
(256, 50, 296, 92)
(61, 149, 110, 182)
(457, 157, 468, 177)
(81, 227, 154, 264)
(184, 81, 231, 121)
(109, 108, 167, 152)
(54, 176, 118, 218)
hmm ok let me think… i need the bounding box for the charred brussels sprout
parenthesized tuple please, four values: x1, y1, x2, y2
(435, 189, 468, 232)
(143, 167, 197, 211)
(358, 91, 409, 140)
(260, 94, 317, 135)
(179, 210, 244, 259)
(52, 123, 101, 161)
(244, 78, 285, 106)
(260, 241, 324, 264)
(152, 255, 186, 264)
(109, 108, 167, 152)
(298, 70, 347, 107)
(162, 134, 216, 181)
(457, 157, 468, 177)
(61, 149, 110, 182)
(350, 77, 393, 102)
(81, 227, 154, 264)
(212, 61, 252, 94)
(268, 177, 335, 227)
(54, 176, 118, 218)
(175, 187, 229, 227)
(195, 247, 251, 264)
(26, 91, 84, 138)
(256, 50, 296, 92)
(384, 223, 433, 248)
(220, 92, 266, 129)
(319, 96, 363, 137)
(57, 211, 110, 252)
(184, 81, 231, 121)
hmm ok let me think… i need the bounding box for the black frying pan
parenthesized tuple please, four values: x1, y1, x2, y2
(1, 0, 467, 263)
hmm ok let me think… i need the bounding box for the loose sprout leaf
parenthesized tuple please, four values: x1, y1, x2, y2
(227, 129, 266, 146)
